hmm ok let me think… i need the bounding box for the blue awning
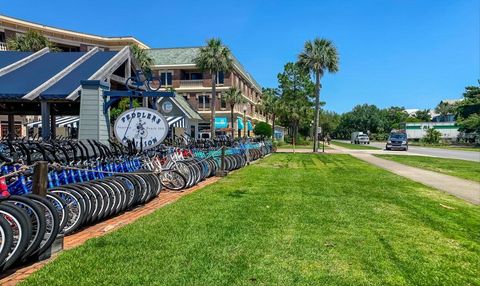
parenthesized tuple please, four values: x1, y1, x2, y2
(215, 117, 228, 128)
(42, 52, 116, 99)
(237, 117, 244, 130)
(247, 120, 253, 131)
(0, 50, 118, 100)
(0, 51, 33, 69)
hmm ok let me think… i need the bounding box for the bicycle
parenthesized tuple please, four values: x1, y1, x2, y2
(125, 70, 162, 92)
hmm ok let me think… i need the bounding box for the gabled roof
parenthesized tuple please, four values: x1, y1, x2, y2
(147, 47, 262, 92)
(158, 94, 202, 120)
(0, 47, 131, 100)
(148, 47, 200, 65)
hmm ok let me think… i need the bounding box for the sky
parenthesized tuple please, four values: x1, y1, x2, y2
(0, 0, 478, 113)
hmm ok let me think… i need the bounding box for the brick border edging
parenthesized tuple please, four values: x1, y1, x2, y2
(0, 177, 221, 286)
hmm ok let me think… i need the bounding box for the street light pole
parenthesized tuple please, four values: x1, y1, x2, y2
(243, 105, 247, 139)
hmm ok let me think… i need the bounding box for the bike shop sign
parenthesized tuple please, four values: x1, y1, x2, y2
(114, 107, 168, 149)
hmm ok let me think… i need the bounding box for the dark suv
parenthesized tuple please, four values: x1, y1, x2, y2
(386, 133, 408, 151)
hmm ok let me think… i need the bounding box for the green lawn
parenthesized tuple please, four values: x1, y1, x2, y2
(23, 154, 479, 285)
(409, 143, 480, 153)
(376, 154, 480, 182)
(277, 142, 331, 149)
(331, 140, 380, 150)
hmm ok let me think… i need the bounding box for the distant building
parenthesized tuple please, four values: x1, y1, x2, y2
(0, 15, 149, 138)
(431, 99, 461, 122)
(405, 108, 420, 116)
(0, 15, 265, 139)
(147, 47, 265, 138)
(404, 99, 463, 140)
(405, 122, 459, 140)
(0, 14, 148, 51)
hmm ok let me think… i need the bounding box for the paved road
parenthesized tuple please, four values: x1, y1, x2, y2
(337, 140, 479, 162)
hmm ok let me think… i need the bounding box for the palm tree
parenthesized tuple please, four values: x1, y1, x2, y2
(435, 101, 454, 122)
(260, 88, 280, 139)
(130, 44, 153, 75)
(194, 38, 233, 138)
(222, 87, 245, 138)
(298, 38, 339, 152)
(7, 30, 59, 52)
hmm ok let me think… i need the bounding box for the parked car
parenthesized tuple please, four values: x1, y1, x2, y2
(386, 133, 408, 151)
(351, 132, 370, 144)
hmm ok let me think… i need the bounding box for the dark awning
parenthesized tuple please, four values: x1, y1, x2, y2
(0, 48, 123, 100)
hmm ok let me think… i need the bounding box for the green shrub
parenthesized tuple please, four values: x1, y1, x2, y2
(253, 122, 272, 138)
(371, 133, 389, 141)
(421, 128, 442, 144)
(284, 135, 310, 145)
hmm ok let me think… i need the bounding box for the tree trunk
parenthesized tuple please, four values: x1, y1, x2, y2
(293, 121, 298, 141)
(313, 71, 322, 152)
(272, 113, 276, 140)
(210, 72, 217, 139)
(230, 104, 235, 139)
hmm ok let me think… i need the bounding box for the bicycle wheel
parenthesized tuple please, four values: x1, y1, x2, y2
(125, 77, 139, 91)
(24, 194, 60, 256)
(0, 203, 31, 270)
(145, 78, 161, 91)
(46, 193, 69, 233)
(49, 188, 85, 235)
(0, 215, 13, 266)
(1, 196, 46, 260)
(161, 170, 186, 191)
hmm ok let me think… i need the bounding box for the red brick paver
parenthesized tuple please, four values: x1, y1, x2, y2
(0, 177, 220, 285)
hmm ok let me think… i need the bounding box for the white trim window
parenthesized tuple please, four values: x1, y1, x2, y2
(198, 94, 210, 111)
(160, 71, 173, 86)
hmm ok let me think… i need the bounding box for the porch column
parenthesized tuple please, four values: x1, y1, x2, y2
(41, 101, 51, 140)
(7, 114, 15, 140)
(50, 115, 56, 139)
(78, 80, 111, 144)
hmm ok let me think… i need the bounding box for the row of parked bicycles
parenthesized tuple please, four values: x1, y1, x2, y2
(0, 137, 273, 273)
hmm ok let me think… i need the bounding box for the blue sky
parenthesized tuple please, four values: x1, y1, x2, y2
(1, 0, 478, 113)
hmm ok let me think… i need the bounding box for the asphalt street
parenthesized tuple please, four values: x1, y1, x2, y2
(367, 141, 479, 162)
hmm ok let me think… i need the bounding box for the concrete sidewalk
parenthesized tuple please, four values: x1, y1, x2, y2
(351, 153, 480, 205)
(354, 153, 480, 204)
(329, 144, 480, 204)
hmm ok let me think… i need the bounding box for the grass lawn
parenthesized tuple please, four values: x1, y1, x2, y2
(331, 140, 380, 150)
(376, 154, 480, 182)
(409, 143, 480, 153)
(23, 154, 479, 285)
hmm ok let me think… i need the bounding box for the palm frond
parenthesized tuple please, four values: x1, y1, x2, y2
(193, 38, 233, 73)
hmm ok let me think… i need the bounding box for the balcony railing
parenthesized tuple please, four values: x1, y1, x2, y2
(179, 79, 204, 88)
(0, 42, 7, 51)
